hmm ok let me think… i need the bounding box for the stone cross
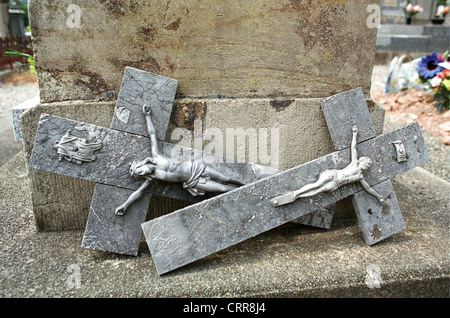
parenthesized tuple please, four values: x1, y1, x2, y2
(81, 67, 178, 256)
(29, 67, 332, 256)
(29, 67, 289, 256)
(321, 88, 406, 245)
(141, 107, 430, 275)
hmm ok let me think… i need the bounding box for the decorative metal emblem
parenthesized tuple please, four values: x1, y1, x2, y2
(54, 130, 102, 164)
(392, 140, 407, 163)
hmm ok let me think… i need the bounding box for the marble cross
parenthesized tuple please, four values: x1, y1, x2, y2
(320, 88, 406, 245)
(29, 67, 332, 256)
(141, 99, 430, 275)
(30, 67, 308, 256)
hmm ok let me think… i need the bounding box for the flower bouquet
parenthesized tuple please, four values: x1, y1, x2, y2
(430, 65, 450, 113)
(416, 51, 450, 113)
(406, 3, 423, 17)
(435, 1, 450, 18)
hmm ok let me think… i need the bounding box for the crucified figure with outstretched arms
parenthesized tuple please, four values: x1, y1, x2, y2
(115, 104, 244, 216)
(271, 125, 385, 207)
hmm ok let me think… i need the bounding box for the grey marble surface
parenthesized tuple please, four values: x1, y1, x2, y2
(111, 67, 177, 140)
(81, 184, 152, 256)
(352, 180, 405, 245)
(321, 88, 377, 151)
(142, 123, 429, 275)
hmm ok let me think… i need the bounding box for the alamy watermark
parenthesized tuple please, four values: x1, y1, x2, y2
(66, 4, 82, 29)
(170, 120, 280, 169)
(365, 263, 383, 289)
(66, 264, 81, 289)
(367, 4, 381, 29)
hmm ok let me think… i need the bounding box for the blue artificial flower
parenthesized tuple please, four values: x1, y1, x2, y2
(416, 51, 445, 80)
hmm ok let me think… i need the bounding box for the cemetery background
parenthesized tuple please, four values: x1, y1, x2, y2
(0, 0, 449, 297)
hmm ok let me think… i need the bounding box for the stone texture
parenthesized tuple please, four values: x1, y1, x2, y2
(111, 67, 178, 140)
(352, 180, 405, 245)
(11, 96, 40, 141)
(291, 204, 335, 229)
(28, 0, 380, 103)
(81, 184, 152, 256)
(142, 123, 429, 275)
(321, 88, 377, 151)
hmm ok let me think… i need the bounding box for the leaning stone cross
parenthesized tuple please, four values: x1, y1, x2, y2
(29, 67, 330, 256)
(319, 88, 407, 245)
(140, 89, 430, 275)
(29, 67, 300, 256)
(30, 67, 181, 256)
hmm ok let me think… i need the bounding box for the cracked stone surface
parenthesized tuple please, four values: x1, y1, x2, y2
(142, 123, 429, 275)
(322, 87, 407, 245)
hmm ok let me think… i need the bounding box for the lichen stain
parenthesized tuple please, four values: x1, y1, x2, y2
(98, 0, 139, 16)
(172, 101, 207, 130)
(270, 99, 294, 112)
(140, 26, 157, 41)
(165, 18, 182, 31)
(370, 224, 382, 239)
(122, 57, 162, 74)
(291, 2, 369, 76)
(381, 204, 390, 216)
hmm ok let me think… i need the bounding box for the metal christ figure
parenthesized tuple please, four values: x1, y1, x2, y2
(115, 104, 245, 216)
(271, 126, 385, 207)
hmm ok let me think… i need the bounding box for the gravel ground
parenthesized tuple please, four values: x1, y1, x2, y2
(0, 82, 39, 119)
(0, 67, 448, 182)
(371, 65, 450, 183)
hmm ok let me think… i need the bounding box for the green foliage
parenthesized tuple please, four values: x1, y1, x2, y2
(432, 85, 450, 113)
(4, 26, 36, 74)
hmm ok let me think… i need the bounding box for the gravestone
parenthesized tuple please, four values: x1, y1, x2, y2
(22, 0, 385, 232)
(380, 0, 407, 24)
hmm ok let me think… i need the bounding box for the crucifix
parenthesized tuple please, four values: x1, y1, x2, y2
(319, 88, 407, 245)
(29, 67, 325, 256)
(140, 90, 430, 275)
(273, 88, 408, 245)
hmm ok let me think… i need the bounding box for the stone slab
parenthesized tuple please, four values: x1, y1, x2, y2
(11, 96, 40, 141)
(142, 123, 429, 275)
(20, 97, 385, 231)
(111, 67, 178, 140)
(321, 88, 376, 151)
(29, 0, 380, 103)
(1, 152, 448, 297)
(29, 114, 279, 202)
(81, 184, 152, 256)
